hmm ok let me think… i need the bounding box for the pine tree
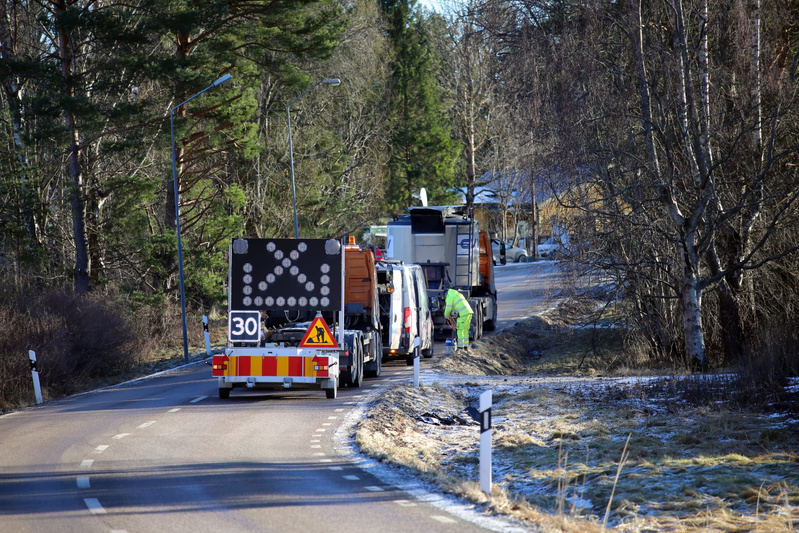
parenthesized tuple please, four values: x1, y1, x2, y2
(380, 0, 458, 211)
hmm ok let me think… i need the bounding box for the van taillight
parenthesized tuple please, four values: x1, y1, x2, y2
(404, 307, 411, 333)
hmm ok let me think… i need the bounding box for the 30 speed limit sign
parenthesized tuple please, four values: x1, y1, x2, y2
(228, 310, 261, 343)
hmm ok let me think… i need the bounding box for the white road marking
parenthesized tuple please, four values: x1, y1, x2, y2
(394, 499, 417, 507)
(315, 428, 326, 433)
(334, 408, 344, 412)
(313, 452, 326, 457)
(76, 476, 90, 489)
(322, 423, 332, 426)
(112, 433, 130, 440)
(431, 515, 457, 524)
(319, 459, 333, 463)
(327, 416, 338, 420)
(364, 486, 384, 492)
(137, 421, 156, 429)
(84, 498, 106, 514)
(190, 396, 207, 403)
(80, 460, 94, 468)
(93, 445, 109, 454)
(311, 445, 321, 449)
(343, 475, 360, 481)
(328, 466, 343, 471)
(168, 408, 181, 413)
(342, 401, 356, 405)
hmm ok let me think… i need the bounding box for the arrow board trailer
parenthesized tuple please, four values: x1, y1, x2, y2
(213, 237, 345, 399)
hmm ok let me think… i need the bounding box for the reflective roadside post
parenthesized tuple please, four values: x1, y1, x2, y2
(170, 73, 232, 363)
(479, 389, 492, 494)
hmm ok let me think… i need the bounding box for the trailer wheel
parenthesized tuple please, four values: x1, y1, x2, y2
(325, 379, 337, 399)
(219, 387, 230, 400)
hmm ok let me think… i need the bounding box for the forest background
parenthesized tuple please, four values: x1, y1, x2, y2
(1, 0, 799, 407)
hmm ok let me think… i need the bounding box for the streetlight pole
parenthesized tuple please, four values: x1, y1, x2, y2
(170, 73, 232, 363)
(287, 78, 341, 238)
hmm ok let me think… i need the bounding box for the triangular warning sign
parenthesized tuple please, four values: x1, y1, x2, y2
(299, 316, 338, 348)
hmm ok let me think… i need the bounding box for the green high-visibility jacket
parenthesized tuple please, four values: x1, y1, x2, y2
(444, 289, 473, 318)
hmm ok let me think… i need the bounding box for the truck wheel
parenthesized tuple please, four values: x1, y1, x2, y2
(469, 305, 483, 340)
(219, 388, 230, 400)
(364, 331, 382, 378)
(484, 298, 498, 331)
(349, 334, 363, 388)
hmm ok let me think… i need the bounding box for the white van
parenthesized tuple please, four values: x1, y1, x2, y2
(377, 262, 434, 365)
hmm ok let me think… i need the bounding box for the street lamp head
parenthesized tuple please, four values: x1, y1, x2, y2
(323, 78, 341, 86)
(213, 73, 233, 87)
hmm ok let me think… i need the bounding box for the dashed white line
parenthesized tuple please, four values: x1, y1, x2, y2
(364, 486, 384, 492)
(327, 416, 338, 420)
(311, 445, 322, 449)
(334, 408, 344, 412)
(84, 498, 106, 514)
(137, 421, 156, 429)
(76, 476, 90, 489)
(431, 515, 457, 524)
(168, 408, 181, 413)
(322, 423, 332, 427)
(329, 466, 343, 471)
(80, 460, 94, 469)
(112, 433, 130, 440)
(394, 499, 417, 507)
(314, 428, 326, 433)
(319, 459, 333, 463)
(93, 445, 109, 454)
(343, 475, 360, 481)
(190, 395, 207, 403)
(313, 452, 326, 457)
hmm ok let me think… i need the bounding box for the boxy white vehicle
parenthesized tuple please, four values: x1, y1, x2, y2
(377, 262, 435, 365)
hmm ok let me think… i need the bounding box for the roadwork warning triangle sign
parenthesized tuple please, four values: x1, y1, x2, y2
(299, 316, 338, 348)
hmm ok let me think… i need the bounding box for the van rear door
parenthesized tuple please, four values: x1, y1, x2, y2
(378, 266, 403, 352)
(410, 266, 433, 353)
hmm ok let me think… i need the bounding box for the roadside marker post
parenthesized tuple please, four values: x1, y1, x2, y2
(412, 337, 420, 388)
(203, 315, 212, 355)
(28, 350, 43, 405)
(479, 389, 492, 494)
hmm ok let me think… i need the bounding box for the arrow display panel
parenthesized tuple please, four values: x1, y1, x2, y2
(229, 238, 342, 312)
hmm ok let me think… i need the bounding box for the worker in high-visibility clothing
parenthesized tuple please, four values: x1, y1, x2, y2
(444, 288, 474, 349)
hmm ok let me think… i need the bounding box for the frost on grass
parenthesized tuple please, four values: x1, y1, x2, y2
(356, 318, 799, 532)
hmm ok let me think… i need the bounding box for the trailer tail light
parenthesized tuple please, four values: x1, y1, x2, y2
(313, 356, 330, 377)
(211, 355, 229, 376)
(404, 307, 411, 333)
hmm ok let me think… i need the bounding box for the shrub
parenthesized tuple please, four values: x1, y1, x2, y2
(0, 288, 147, 409)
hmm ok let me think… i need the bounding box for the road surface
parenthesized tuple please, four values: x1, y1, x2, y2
(0, 262, 550, 533)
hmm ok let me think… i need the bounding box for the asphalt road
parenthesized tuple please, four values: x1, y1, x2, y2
(0, 262, 548, 533)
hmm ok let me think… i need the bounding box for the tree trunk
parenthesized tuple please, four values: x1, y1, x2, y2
(55, 0, 90, 293)
(680, 263, 707, 368)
